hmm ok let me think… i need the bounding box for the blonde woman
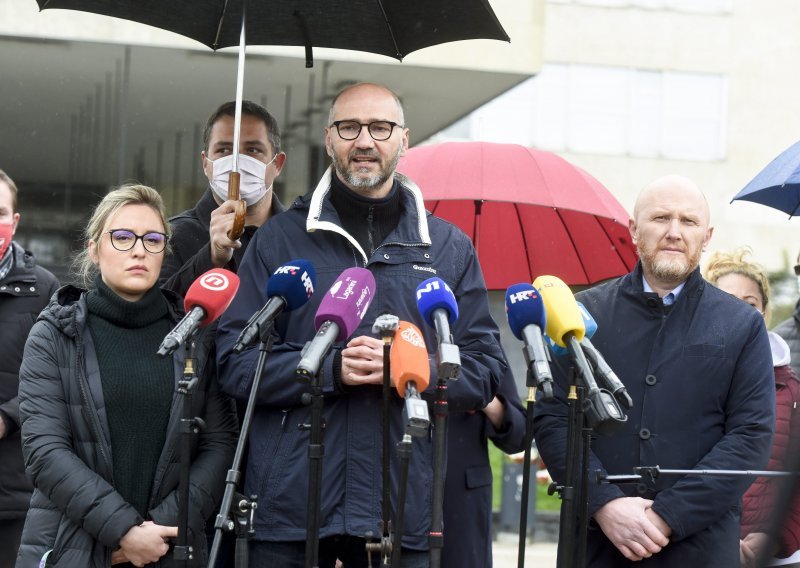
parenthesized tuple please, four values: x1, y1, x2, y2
(15, 185, 236, 567)
(705, 248, 800, 567)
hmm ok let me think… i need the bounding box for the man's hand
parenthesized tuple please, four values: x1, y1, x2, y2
(118, 521, 178, 567)
(0, 415, 6, 440)
(593, 497, 670, 561)
(340, 336, 384, 386)
(740, 532, 774, 567)
(482, 396, 505, 429)
(209, 200, 244, 267)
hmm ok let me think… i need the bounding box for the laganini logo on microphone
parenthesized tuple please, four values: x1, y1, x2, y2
(328, 279, 343, 296)
(400, 325, 425, 348)
(508, 289, 537, 304)
(200, 271, 230, 291)
(415, 279, 453, 301)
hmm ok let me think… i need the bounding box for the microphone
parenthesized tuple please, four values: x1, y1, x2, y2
(415, 277, 461, 380)
(533, 275, 626, 434)
(546, 301, 597, 357)
(505, 283, 553, 400)
(391, 321, 431, 437)
(544, 302, 632, 410)
(158, 269, 240, 357)
(232, 260, 316, 354)
(296, 267, 376, 380)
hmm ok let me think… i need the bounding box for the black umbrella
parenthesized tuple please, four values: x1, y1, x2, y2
(35, 0, 510, 237)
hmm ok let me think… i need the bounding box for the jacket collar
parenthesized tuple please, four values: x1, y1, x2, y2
(304, 167, 432, 263)
(0, 242, 37, 284)
(42, 284, 184, 339)
(622, 261, 706, 308)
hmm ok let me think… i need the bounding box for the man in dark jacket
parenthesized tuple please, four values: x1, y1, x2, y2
(534, 175, 775, 567)
(159, 100, 285, 296)
(217, 83, 508, 567)
(0, 169, 58, 567)
(774, 252, 800, 378)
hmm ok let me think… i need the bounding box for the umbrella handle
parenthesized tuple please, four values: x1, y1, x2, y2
(227, 171, 247, 240)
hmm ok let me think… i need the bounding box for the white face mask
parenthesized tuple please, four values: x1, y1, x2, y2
(207, 153, 276, 206)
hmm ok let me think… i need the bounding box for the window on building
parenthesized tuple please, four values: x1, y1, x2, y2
(464, 64, 727, 162)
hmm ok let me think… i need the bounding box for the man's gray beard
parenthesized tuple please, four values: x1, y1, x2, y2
(334, 145, 402, 191)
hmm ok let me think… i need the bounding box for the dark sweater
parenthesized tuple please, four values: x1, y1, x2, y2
(86, 278, 173, 517)
(329, 174, 401, 257)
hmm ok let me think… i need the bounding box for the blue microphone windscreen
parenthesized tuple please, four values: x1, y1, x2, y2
(267, 259, 316, 311)
(415, 277, 458, 328)
(505, 283, 547, 340)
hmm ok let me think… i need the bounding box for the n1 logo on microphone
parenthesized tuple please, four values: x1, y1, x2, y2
(199, 271, 231, 291)
(507, 288, 539, 304)
(415, 278, 453, 301)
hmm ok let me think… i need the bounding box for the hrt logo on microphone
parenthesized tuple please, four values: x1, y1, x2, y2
(301, 270, 314, 298)
(508, 289, 538, 304)
(415, 279, 453, 301)
(275, 265, 300, 276)
(199, 271, 230, 291)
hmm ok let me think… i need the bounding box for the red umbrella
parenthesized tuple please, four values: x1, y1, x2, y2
(397, 141, 638, 289)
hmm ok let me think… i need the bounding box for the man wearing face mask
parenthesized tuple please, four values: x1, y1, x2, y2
(159, 100, 286, 296)
(0, 168, 59, 567)
(774, 252, 800, 378)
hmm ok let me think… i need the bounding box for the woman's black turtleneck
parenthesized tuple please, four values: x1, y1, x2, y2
(329, 173, 402, 257)
(85, 276, 173, 517)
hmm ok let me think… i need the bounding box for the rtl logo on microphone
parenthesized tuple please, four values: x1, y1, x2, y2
(415, 279, 453, 301)
(508, 289, 538, 304)
(199, 271, 230, 291)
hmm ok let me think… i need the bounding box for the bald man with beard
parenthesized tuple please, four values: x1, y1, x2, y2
(534, 175, 775, 566)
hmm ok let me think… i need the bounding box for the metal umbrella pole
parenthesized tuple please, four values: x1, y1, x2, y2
(226, 0, 248, 240)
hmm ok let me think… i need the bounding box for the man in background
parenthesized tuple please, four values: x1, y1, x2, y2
(159, 99, 286, 294)
(0, 169, 59, 567)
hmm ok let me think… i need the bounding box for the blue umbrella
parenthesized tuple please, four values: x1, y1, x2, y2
(732, 139, 800, 217)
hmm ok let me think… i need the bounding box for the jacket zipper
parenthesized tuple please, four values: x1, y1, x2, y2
(74, 330, 113, 475)
(367, 206, 375, 257)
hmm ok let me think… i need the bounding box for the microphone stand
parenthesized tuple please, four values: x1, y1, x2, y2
(429, 323, 460, 568)
(208, 324, 275, 568)
(298, 330, 333, 568)
(366, 316, 400, 566)
(393, 384, 431, 567)
(174, 339, 204, 566)
(551, 337, 627, 568)
(517, 332, 553, 568)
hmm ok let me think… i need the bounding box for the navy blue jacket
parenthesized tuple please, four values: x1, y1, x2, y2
(216, 169, 507, 550)
(533, 263, 774, 566)
(0, 243, 58, 521)
(442, 368, 526, 568)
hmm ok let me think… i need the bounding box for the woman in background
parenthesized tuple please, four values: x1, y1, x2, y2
(705, 247, 800, 568)
(15, 185, 236, 567)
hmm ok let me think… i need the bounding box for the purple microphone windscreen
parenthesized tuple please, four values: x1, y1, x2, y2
(504, 283, 546, 340)
(314, 267, 376, 341)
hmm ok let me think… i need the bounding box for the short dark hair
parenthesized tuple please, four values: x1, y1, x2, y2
(203, 100, 282, 156)
(0, 169, 18, 213)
